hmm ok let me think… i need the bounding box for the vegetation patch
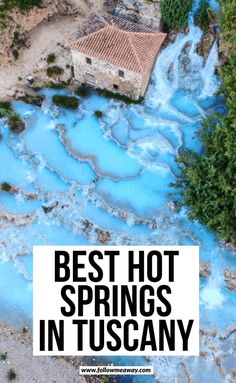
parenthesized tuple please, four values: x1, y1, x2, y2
(220, 0, 236, 60)
(0, 101, 25, 133)
(0, 352, 7, 360)
(10, 30, 28, 58)
(13, 30, 27, 47)
(0, 101, 13, 117)
(96, 88, 144, 104)
(160, 0, 193, 29)
(7, 368, 17, 381)
(195, 0, 216, 31)
(19, 93, 44, 106)
(175, 0, 236, 244)
(75, 83, 90, 97)
(12, 49, 19, 60)
(0, 0, 42, 12)
(45, 80, 71, 89)
(46, 53, 56, 64)
(8, 113, 25, 132)
(52, 95, 79, 110)
(46, 66, 64, 78)
(94, 110, 103, 118)
(0, 14, 7, 28)
(1, 182, 12, 192)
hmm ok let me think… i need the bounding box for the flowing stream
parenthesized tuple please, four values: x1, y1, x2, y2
(0, 0, 236, 381)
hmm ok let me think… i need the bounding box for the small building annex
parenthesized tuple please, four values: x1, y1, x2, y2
(68, 12, 166, 100)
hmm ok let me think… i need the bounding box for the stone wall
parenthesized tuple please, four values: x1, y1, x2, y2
(71, 50, 148, 99)
(140, 72, 151, 97)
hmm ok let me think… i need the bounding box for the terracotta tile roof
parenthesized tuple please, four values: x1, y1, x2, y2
(68, 12, 166, 74)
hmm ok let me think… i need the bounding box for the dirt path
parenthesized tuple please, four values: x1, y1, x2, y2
(0, 0, 105, 100)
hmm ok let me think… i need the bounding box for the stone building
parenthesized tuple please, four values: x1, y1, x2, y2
(68, 12, 166, 100)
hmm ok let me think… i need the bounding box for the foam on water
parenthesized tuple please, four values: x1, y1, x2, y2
(200, 41, 220, 99)
(201, 283, 226, 308)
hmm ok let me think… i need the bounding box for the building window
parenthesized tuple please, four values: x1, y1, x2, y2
(119, 70, 124, 78)
(113, 84, 119, 90)
(86, 73, 95, 85)
(86, 57, 92, 65)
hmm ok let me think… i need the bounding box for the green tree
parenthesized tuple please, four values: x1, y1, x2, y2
(195, 0, 216, 31)
(220, 0, 236, 54)
(176, 0, 236, 244)
(160, 0, 193, 29)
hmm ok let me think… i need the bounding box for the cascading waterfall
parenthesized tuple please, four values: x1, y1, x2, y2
(200, 41, 219, 98)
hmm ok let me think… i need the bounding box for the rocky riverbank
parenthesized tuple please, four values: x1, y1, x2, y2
(114, 0, 162, 29)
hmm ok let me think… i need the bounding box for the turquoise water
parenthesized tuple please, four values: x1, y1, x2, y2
(0, 0, 236, 381)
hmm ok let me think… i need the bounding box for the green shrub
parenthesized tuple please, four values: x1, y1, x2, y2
(45, 80, 71, 89)
(7, 368, 17, 381)
(12, 49, 19, 60)
(160, 0, 193, 29)
(0, 0, 41, 13)
(94, 110, 103, 118)
(8, 113, 25, 133)
(75, 83, 90, 97)
(195, 0, 215, 31)
(52, 95, 79, 110)
(219, 0, 236, 59)
(46, 65, 64, 78)
(0, 102, 26, 133)
(96, 88, 144, 104)
(1, 182, 11, 192)
(47, 53, 56, 64)
(0, 101, 13, 117)
(0, 14, 7, 29)
(13, 30, 27, 47)
(19, 93, 44, 106)
(0, 352, 7, 360)
(20, 0, 42, 9)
